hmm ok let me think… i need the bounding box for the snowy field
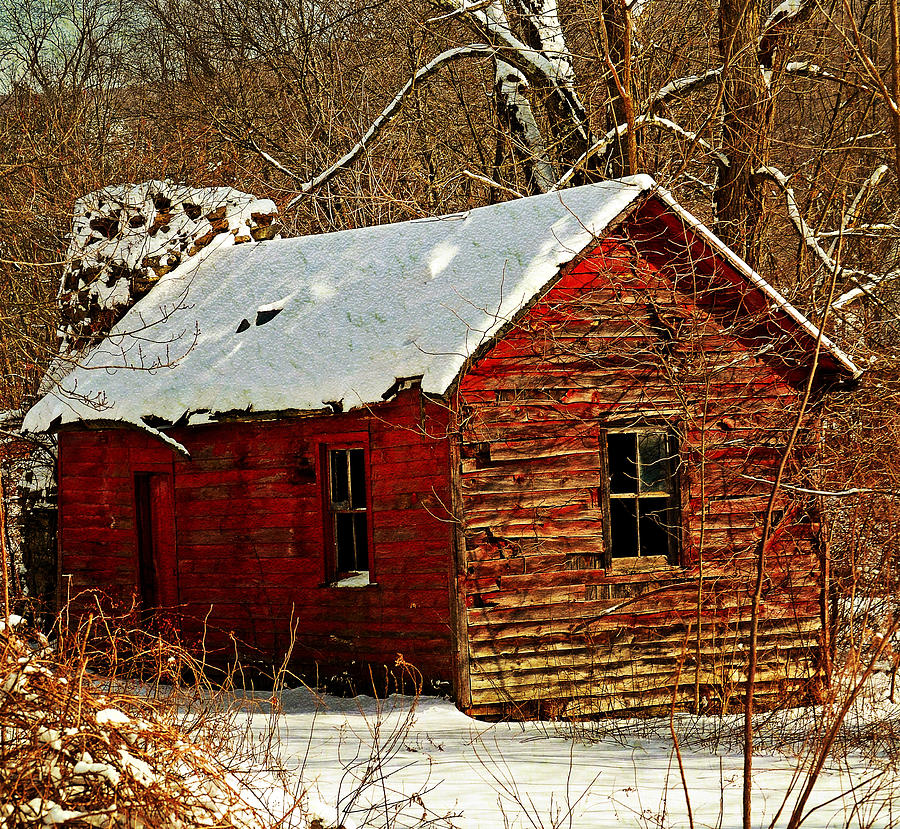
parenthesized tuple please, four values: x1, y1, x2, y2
(257, 679, 900, 829)
(2, 610, 897, 829)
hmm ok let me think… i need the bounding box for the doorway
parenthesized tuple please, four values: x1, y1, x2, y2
(134, 472, 178, 610)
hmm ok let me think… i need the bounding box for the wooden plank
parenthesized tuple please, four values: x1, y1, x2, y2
(460, 488, 597, 512)
(467, 618, 821, 663)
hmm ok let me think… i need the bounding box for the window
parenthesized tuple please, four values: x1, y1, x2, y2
(326, 447, 370, 581)
(604, 431, 679, 563)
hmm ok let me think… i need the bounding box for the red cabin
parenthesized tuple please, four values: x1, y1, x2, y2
(25, 177, 858, 715)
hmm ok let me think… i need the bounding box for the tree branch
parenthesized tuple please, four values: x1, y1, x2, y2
(437, 0, 591, 147)
(649, 61, 868, 118)
(650, 68, 722, 112)
(756, 165, 899, 310)
(460, 169, 525, 198)
(506, 0, 592, 156)
(785, 60, 871, 91)
(837, 0, 900, 117)
(279, 45, 494, 206)
(554, 113, 728, 188)
(831, 269, 900, 309)
(742, 475, 900, 497)
(756, 166, 840, 268)
(828, 163, 889, 258)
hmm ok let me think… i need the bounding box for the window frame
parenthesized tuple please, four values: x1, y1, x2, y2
(321, 437, 375, 586)
(599, 426, 681, 568)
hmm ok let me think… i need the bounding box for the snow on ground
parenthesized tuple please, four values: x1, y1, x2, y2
(259, 682, 900, 829)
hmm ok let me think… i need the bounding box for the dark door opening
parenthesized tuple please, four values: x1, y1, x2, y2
(134, 472, 177, 610)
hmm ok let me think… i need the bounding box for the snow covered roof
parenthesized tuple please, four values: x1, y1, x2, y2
(23, 175, 858, 434)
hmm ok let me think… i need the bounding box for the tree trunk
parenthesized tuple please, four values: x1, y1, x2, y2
(494, 59, 556, 194)
(510, 0, 594, 173)
(715, 0, 770, 265)
(596, 0, 637, 177)
(891, 0, 900, 186)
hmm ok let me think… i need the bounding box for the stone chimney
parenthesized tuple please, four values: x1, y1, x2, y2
(58, 180, 279, 356)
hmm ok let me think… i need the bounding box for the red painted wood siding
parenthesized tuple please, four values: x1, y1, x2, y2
(454, 204, 827, 715)
(57, 388, 454, 681)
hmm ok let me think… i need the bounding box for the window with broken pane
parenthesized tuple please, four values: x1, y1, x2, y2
(328, 447, 369, 576)
(605, 431, 679, 562)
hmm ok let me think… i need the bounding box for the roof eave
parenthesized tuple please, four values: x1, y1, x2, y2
(649, 187, 862, 380)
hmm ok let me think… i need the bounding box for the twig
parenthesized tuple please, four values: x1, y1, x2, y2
(741, 475, 900, 498)
(460, 169, 524, 198)
(743, 210, 842, 829)
(284, 45, 494, 206)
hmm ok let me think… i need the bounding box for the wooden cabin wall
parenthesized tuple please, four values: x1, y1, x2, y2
(454, 210, 826, 717)
(56, 388, 455, 685)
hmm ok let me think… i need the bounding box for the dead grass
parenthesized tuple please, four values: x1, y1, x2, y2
(0, 604, 306, 829)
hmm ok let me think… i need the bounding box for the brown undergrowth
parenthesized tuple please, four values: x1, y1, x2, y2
(0, 603, 303, 829)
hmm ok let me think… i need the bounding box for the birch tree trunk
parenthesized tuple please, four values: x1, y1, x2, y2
(509, 0, 593, 172)
(494, 59, 557, 193)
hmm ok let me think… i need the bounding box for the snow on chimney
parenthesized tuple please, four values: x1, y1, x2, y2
(58, 180, 279, 356)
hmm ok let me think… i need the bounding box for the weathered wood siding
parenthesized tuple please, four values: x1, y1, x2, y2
(455, 204, 827, 716)
(56, 388, 455, 683)
(55, 196, 837, 716)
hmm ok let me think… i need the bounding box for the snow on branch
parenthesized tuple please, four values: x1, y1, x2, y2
(246, 137, 304, 182)
(507, 0, 582, 101)
(460, 168, 525, 197)
(784, 61, 871, 91)
(759, 0, 815, 67)
(831, 268, 900, 309)
(755, 165, 850, 270)
(285, 45, 494, 207)
(494, 60, 556, 192)
(757, 164, 861, 288)
(827, 164, 889, 259)
(512, 0, 592, 148)
(554, 114, 727, 189)
(742, 474, 900, 498)
(818, 224, 900, 237)
(847, 165, 889, 227)
(763, 0, 809, 33)
(648, 62, 867, 117)
(441, 0, 567, 85)
(426, 0, 492, 24)
(649, 68, 722, 111)
(437, 0, 590, 140)
(643, 116, 729, 165)
(830, 168, 899, 311)
(756, 165, 900, 311)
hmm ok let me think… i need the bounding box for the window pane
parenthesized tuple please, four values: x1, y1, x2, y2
(608, 433, 637, 494)
(353, 512, 369, 570)
(349, 448, 366, 509)
(639, 499, 673, 556)
(638, 433, 670, 493)
(610, 498, 638, 557)
(335, 512, 355, 571)
(330, 450, 349, 506)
